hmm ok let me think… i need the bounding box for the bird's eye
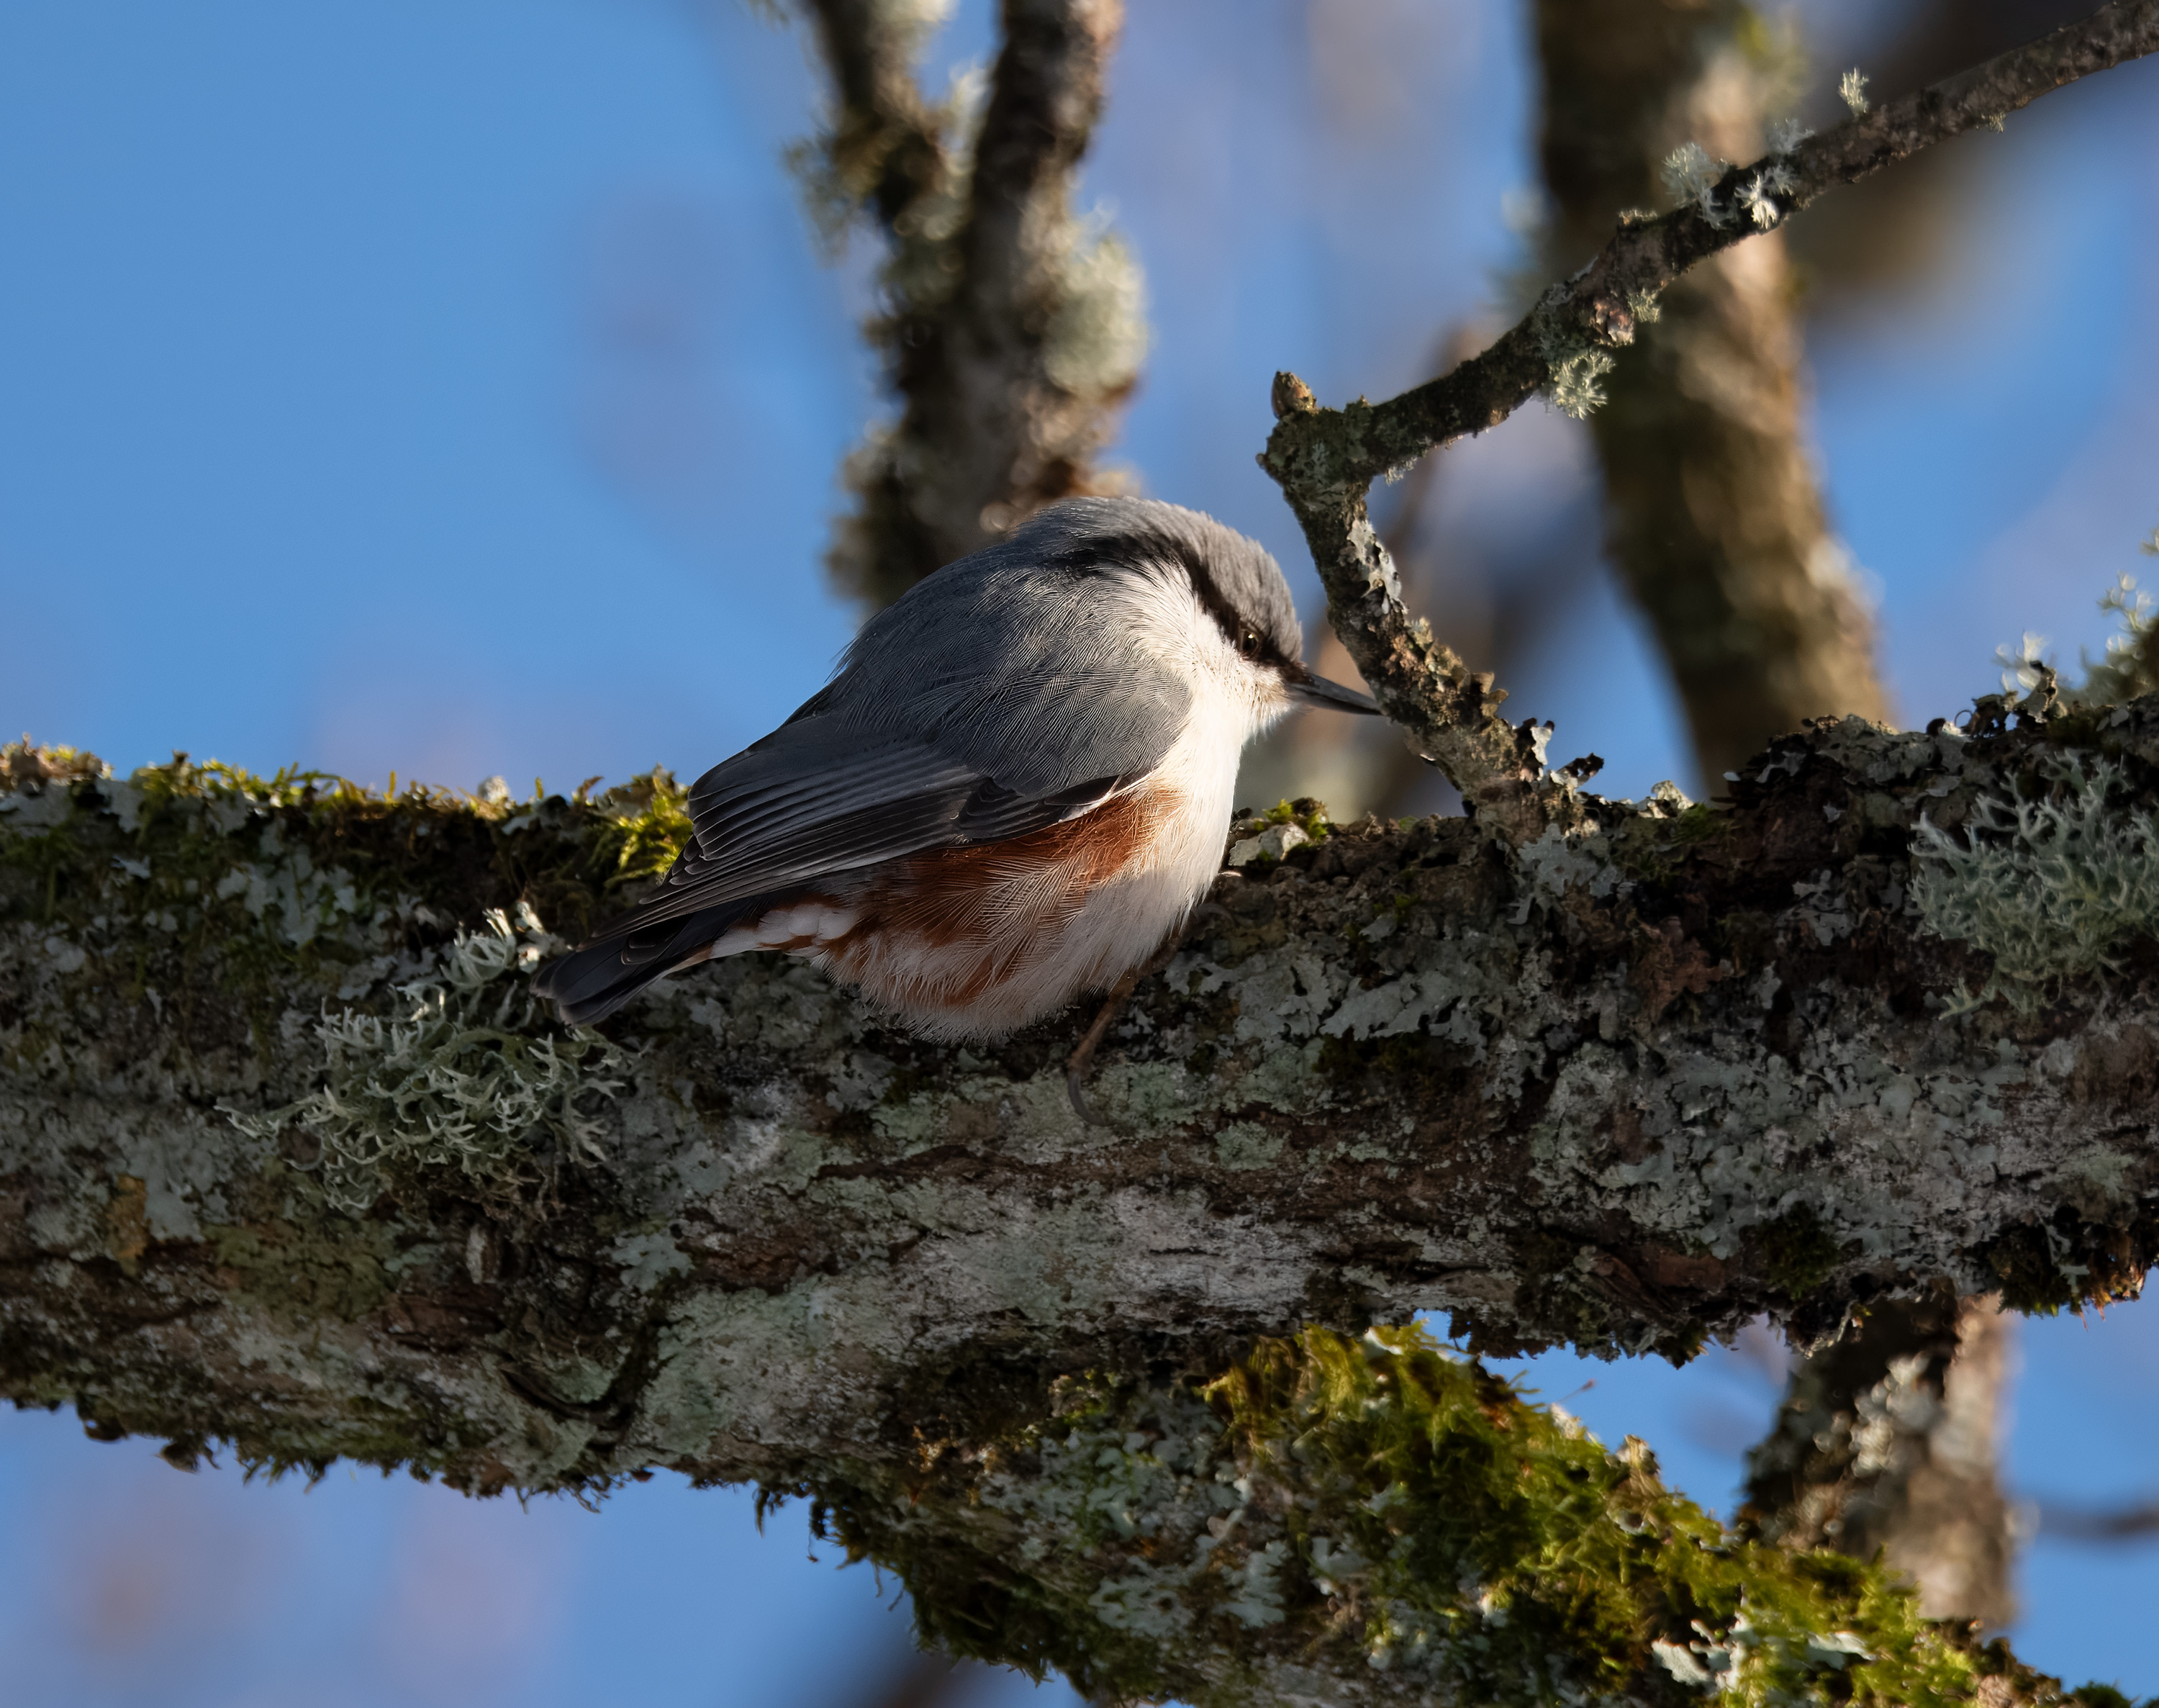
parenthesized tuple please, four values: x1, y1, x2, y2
(1238, 628, 1262, 658)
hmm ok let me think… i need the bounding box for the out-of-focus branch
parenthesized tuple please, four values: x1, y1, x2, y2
(1536, 0, 1890, 785)
(2034, 1496, 2159, 1540)
(1260, 1, 2159, 833)
(1739, 1294, 2019, 1630)
(843, 1647, 981, 1708)
(790, 0, 1141, 607)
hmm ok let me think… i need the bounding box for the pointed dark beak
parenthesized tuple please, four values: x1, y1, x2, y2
(1285, 668, 1382, 715)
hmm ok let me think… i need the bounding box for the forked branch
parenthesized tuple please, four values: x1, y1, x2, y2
(1262, 0, 2159, 831)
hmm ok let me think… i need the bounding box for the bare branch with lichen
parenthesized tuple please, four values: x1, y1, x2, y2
(787, 0, 1143, 607)
(1261, 1, 2159, 833)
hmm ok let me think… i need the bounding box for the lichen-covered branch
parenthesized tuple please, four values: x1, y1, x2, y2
(807, 1324, 2084, 1707)
(1260, 1, 2159, 823)
(789, 0, 1143, 607)
(6, 698, 2159, 1695)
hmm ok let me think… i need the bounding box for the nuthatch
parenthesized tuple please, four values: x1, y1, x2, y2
(534, 497, 1380, 1037)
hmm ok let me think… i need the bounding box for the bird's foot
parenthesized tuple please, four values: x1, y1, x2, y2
(1065, 937, 1186, 1126)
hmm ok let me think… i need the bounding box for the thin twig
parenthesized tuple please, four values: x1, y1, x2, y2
(1262, 1, 2159, 836)
(2034, 1497, 2159, 1541)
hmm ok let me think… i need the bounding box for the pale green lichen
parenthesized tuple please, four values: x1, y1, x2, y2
(224, 905, 628, 1212)
(1526, 283, 1621, 419)
(2053, 574, 2159, 708)
(1911, 760, 2159, 1014)
(1661, 140, 1732, 226)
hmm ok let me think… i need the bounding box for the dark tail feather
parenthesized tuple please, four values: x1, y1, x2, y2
(533, 901, 757, 1026)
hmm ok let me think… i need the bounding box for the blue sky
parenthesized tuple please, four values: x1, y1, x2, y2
(3, 1, 2157, 1702)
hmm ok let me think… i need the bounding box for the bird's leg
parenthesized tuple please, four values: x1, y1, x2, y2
(1066, 935, 1187, 1126)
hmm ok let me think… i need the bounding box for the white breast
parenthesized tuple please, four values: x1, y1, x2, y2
(979, 569, 1292, 1017)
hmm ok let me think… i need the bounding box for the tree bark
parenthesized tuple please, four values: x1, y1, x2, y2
(3, 695, 2155, 1694)
(1532, 0, 2014, 1634)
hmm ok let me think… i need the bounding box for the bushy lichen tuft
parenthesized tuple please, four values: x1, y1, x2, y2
(1661, 140, 1732, 226)
(225, 905, 628, 1213)
(2067, 575, 2159, 708)
(1911, 759, 2159, 1014)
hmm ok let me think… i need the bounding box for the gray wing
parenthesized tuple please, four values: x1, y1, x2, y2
(618, 723, 1131, 934)
(532, 717, 1140, 1024)
(620, 528, 1195, 928)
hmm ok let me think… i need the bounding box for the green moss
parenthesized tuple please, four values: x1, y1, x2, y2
(1752, 1206, 1843, 1301)
(581, 767, 694, 894)
(206, 1206, 399, 1324)
(1261, 797, 1332, 841)
(1667, 802, 1729, 843)
(806, 1325, 1987, 1707)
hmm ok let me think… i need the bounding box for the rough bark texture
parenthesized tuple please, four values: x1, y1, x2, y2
(1260, 1, 2159, 831)
(4, 690, 2158, 1696)
(793, 0, 1143, 607)
(1536, 0, 1892, 784)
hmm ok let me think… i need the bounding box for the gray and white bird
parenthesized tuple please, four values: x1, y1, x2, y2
(534, 497, 1380, 1037)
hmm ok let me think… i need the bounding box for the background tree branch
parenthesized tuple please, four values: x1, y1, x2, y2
(1535, 0, 1893, 786)
(789, 0, 1142, 607)
(1739, 1291, 2019, 1629)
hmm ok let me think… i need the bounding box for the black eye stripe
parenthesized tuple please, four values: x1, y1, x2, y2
(1182, 550, 1287, 668)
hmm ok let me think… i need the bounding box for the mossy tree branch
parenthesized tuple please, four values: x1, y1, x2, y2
(6, 689, 2159, 1696)
(1261, 0, 2159, 831)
